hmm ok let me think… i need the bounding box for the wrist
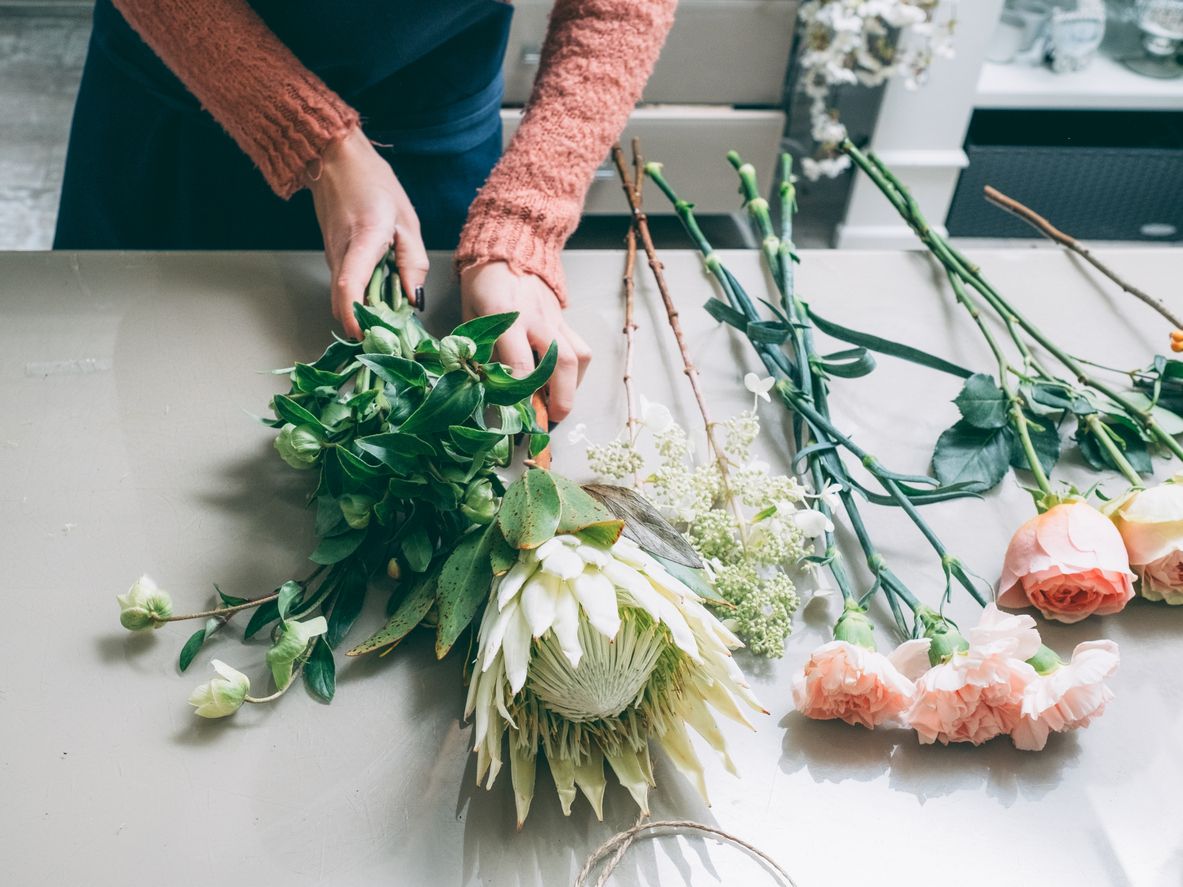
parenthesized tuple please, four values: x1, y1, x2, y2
(305, 124, 368, 194)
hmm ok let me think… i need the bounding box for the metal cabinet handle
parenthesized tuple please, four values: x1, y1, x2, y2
(520, 46, 541, 66)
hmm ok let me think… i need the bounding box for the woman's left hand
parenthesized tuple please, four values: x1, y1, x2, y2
(460, 261, 591, 425)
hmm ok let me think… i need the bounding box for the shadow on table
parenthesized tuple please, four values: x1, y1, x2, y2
(779, 710, 1081, 806)
(455, 744, 726, 887)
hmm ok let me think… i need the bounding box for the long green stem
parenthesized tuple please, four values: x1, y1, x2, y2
(1084, 414, 1144, 487)
(843, 139, 1183, 464)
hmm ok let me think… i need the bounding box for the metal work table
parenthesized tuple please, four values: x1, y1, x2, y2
(2, 248, 1181, 886)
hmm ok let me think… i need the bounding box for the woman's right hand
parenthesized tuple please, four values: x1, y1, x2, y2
(308, 126, 429, 340)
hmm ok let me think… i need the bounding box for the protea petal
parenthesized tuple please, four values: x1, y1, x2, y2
(657, 719, 709, 804)
(546, 753, 578, 817)
(570, 569, 621, 638)
(509, 740, 536, 829)
(605, 744, 652, 815)
(502, 604, 533, 694)
(521, 571, 560, 638)
(498, 559, 537, 610)
(551, 587, 583, 668)
(573, 745, 607, 821)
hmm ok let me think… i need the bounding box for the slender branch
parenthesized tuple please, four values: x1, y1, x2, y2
(161, 590, 279, 624)
(984, 185, 1183, 330)
(618, 154, 642, 481)
(611, 144, 746, 540)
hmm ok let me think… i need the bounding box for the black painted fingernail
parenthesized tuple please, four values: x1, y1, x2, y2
(414, 286, 425, 311)
(548, 421, 558, 432)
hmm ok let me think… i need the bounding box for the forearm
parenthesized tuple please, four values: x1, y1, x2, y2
(455, 0, 678, 303)
(112, 0, 358, 198)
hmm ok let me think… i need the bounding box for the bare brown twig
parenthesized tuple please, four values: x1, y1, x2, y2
(611, 141, 746, 540)
(983, 184, 1183, 330)
(619, 148, 642, 475)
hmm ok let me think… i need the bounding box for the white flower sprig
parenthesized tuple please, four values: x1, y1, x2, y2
(796, 0, 957, 179)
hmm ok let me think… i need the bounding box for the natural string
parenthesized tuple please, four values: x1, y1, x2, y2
(574, 817, 798, 887)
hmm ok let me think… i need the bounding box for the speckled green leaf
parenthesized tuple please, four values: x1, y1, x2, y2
(435, 525, 496, 659)
(498, 469, 561, 550)
(346, 564, 441, 656)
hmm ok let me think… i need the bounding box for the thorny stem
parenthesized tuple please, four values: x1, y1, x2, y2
(612, 144, 748, 542)
(843, 139, 1183, 464)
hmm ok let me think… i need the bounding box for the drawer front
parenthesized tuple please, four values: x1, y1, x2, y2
(503, 1, 797, 106)
(501, 108, 785, 214)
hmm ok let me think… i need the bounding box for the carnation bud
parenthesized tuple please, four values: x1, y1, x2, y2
(832, 603, 876, 650)
(919, 609, 969, 666)
(266, 616, 328, 689)
(460, 478, 497, 524)
(116, 575, 173, 631)
(339, 493, 375, 529)
(274, 423, 322, 469)
(1026, 644, 1064, 676)
(362, 326, 401, 356)
(439, 335, 477, 372)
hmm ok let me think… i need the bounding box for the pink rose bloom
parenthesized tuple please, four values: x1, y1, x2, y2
(906, 605, 1039, 746)
(998, 502, 1134, 624)
(1012, 639, 1120, 751)
(1110, 482, 1183, 605)
(792, 639, 927, 729)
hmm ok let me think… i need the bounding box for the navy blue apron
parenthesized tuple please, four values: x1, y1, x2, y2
(54, 0, 512, 250)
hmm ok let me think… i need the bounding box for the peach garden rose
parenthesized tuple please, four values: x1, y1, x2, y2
(997, 502, 1135, 623)
(1108, 480, 1183, 605)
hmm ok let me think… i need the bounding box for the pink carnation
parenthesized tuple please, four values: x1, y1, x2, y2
(998, 502, 1134, 624)
(906, 605, 1038, 746)
(1011, 640, 1120, 751)
(792, 640, 925, 729)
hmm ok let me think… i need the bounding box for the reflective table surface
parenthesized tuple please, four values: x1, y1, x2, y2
(2, 248, 1181, 886)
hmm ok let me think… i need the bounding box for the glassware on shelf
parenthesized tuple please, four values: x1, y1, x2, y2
(1048, 0, 1108, 71)
(1123, 0, 1183, 77)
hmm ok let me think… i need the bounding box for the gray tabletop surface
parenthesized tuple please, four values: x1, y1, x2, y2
(2, 248, 1181, 887)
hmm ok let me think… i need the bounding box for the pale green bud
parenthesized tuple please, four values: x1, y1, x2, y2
(919, 608, 969, 666)
(833, 603, 876, 650)
(460, 478, 497, 524)
(439, 335, 477, 372)
(1026, 644, 1064, 676)
(274, 423, 322, 469)
(116, 574, 173, 631)
(266, 616, 328, 689)
(339, 493, 375, 529)
(188, 659, 250, 718)
(362, 326, 401, 356)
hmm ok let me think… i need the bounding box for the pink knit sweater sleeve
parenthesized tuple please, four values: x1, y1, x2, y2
(454, 0, 678, 305)
(111, 0, 359, 199)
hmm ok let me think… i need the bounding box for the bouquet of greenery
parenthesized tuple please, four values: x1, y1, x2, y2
(115, 254, 763, 826)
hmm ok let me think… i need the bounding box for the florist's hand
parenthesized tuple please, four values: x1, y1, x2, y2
(460, 261, 591, 424)
(308, 126, 428, 340)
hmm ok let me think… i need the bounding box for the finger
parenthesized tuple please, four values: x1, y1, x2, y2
(392, 219, 429, 310)
(560, 321, 593, 386)
(335, 227, 391, 340)
(530, 327, 577, 424)
(495, 326, 536, 379)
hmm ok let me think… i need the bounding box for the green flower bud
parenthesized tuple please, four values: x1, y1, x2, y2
(919, 608, 969, 666)
(1026, 644, 1064, 676)
(460, 478, 497, 524)
(266, 616, 327, 689)
(439, 335, 477, 372)
(320, 400, 351, 429)
(339, 493, 375, 530)
(833, 602, 876, 650)
(362, 326, 401, 356)
(116, 575, 173, 631)
(188, 659, 250, 718)
(275, 423, 322, 470)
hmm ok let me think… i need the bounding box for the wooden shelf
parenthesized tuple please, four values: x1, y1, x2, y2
(976, 54, 1183, 111)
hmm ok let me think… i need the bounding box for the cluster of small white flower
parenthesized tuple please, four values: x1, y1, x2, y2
(580, 379, 831, 657)
(796, 0, 957, 179)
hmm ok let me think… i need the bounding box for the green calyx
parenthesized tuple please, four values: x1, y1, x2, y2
(833, 601, 876, 651)
(274, 423, 322, 470)
(1026, 644, 1064, 676)
(918, 607, 968, 666)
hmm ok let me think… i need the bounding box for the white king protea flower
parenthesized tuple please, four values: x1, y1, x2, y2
(464, 532, 764, 826)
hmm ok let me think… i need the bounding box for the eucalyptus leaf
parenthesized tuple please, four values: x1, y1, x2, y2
(490, 529, 518, 576)
(498, 469, 561, 550)
(551, 472, 615, 533)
